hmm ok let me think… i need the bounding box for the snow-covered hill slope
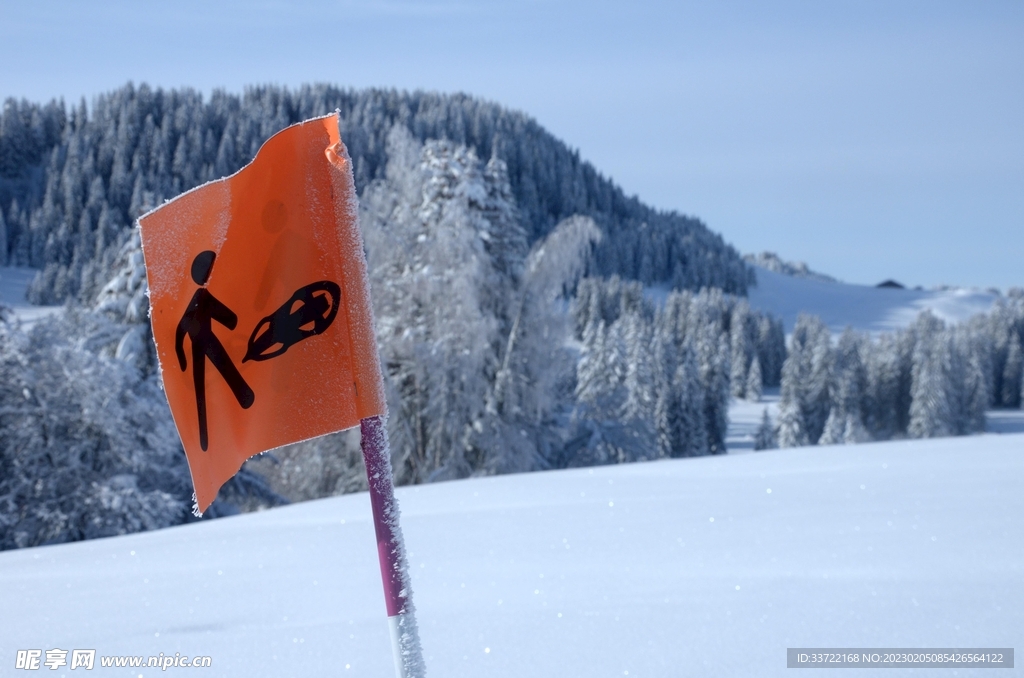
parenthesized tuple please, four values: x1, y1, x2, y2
(2, 435, 1020, 677)
(746, 266, 1000, 335)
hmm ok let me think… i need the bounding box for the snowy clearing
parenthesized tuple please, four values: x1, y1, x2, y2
(0, 266, 60, 328)
(745, 266, 1000, 335)
(725, 390, 1024, 452)
(2, 434, 1020, 677)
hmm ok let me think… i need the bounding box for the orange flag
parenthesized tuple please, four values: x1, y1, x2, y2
(139, 113, 386, 513)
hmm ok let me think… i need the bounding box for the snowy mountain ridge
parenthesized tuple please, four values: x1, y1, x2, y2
(743, 251, 837, 283)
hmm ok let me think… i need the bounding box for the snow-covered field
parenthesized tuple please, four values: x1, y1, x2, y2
(2, 434, 1020, 677)
(746, 267, 1000, 335)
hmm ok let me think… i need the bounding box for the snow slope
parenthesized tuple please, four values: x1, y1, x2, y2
(2, 435, 1020, 677)
(746, 266, 1000, 335)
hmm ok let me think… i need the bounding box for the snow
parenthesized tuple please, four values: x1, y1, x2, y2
(745, 266, 1000, 335)
(0, 266, 59, 328)
(2, 434, 1021, 677)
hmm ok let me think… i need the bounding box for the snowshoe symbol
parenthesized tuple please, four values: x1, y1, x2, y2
(243, 281, 342, 362)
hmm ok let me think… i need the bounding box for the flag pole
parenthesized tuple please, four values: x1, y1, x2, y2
(360, 415, 426, 678)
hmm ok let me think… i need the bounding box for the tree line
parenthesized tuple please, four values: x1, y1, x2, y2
(758, 295, 1024, 449)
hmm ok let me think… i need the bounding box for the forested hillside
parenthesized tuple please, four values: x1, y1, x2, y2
(0, 111, 778, 548)
(0, 84, 751, 305)
(2, 83, 1018, 553)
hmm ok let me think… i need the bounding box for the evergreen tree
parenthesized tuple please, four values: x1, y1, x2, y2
(864, 333, 901, 438)
(622, 312, 657, 423)
(1002, 334, 1022, 408)
(676, 349, 710, 457)
(696, 323, 730, 454)
(729, 301, 753, 398)
(753, 408, 777, 450)
(745, 355, 763, 402)
(756, 315, 786, 387)
(654, 341, 708, 458)
(575, 319, 613, 408)
(776, 357, 810, 448)
(908, 313, 954, 438)
(0, 205, 7, 266)
(805, 323, 833, 444)
(819, 329, 869, 445)
(778, 314, 832, 445)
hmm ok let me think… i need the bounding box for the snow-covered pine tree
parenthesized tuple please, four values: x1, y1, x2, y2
(864, 333, 899, 438)
(892, 326, 918, 433)
(0, 205, 7, 266)
(819, 328, 869, 445)
(753, 408, 777, 450)
(1020, 357, 1024, 410)
(652, 326, 677, 459)
(729, 301, 753, 399)
(653, 339, 708, 458)
(777, 314, 832, 446)
(622, 311, 657, 424)
(674, 345, 710, 457)
(776, 351, 810, 448)
(908, 312, 955, 438)
(1002, 333, 1022, 408)
(756, 315, 786, 387)
(567, 314, 652, 466)
(954, 321, 992, 435)
(745, 354, 763, 402)
(986, 295, 1024, 407)
(695, 322, 730, 454)
(804, 320, 833, 444)
(575, 319, 612, 409)
(8, 199, 29, 266)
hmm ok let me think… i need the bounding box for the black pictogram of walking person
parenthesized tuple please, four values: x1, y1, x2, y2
(175, 251, 255, 451)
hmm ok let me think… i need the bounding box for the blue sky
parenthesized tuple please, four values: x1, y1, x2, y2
(2, 0, 1021, 289)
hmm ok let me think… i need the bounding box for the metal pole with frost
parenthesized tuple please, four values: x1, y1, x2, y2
(361, 416, 425, 677)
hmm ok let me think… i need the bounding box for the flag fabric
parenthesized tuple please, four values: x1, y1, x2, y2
(139, 113, 386, 513)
